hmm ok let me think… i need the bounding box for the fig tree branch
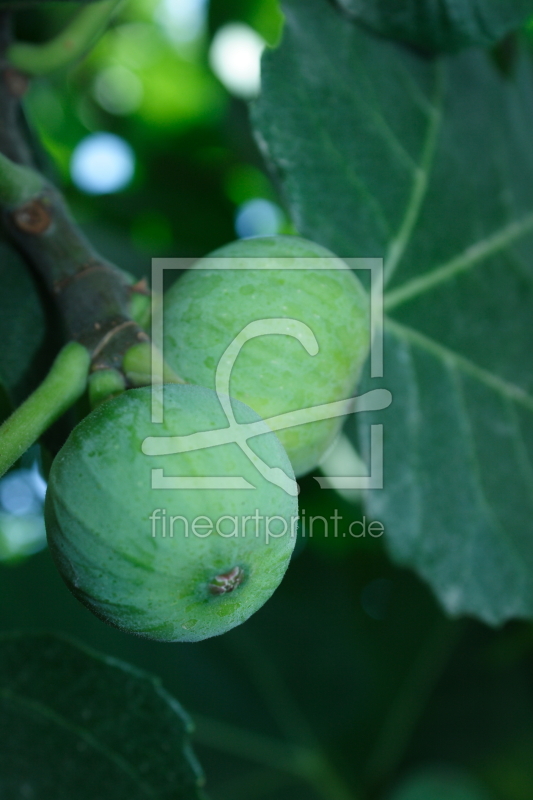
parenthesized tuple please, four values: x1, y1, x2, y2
(0, 147, 151, 371)
(0, 11, 181, 392)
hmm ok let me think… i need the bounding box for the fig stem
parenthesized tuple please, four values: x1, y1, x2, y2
(123, 342, 185, 387)
(7, 0, 124, 76)
(129, 291, 152, 330)
(0, 342, 90, 478)
(88, 368, 126, 408)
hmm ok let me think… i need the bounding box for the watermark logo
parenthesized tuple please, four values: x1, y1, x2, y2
(148, 507, 384, 542)
(143, 257, 390, 495)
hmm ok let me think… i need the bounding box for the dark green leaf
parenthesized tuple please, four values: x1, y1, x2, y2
(387, 768, 492, 800)
(3, 543, 530, 800)
(0, 632, 205, 799)
(0, 546, 464, 799)
(0, 239, 47, 410)
(335, 0, 533, 52)
(253, 0, 533, 624)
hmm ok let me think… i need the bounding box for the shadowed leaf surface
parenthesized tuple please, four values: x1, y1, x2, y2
(0, 239, 47, 417)
(334, 0, 533, 52)
(0, 632, 205, 799)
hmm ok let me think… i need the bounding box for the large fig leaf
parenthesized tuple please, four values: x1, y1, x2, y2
(0, 632, 205, 799)
(253, 0, 533, 624)
(335, 0, 533, 52)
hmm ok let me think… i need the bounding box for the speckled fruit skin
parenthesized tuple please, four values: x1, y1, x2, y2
(163, 236, 370, 476)
(45, 384, 298, 643)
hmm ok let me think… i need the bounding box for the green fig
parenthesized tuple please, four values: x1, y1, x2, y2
(46, 384, 298, 642)
(163, 235, 370, 476)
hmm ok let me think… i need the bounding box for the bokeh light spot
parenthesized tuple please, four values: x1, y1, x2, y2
(70, 133, 135, 195)
(0, 514, 47, 562)
(155, 0, 208, 44)
(235, 198, 284, 238)
(209, 23, 265, 99)
(224, 164, 275, 205)
(0, 468, 44, 517)
(93, 65, 143, 116)
(0, 465, 47, 562)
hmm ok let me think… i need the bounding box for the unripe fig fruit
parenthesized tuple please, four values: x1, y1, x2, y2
(45, 384, 298, 642)
(163, 236, 370, 476)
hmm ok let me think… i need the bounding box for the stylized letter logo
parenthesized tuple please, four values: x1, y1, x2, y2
(142, 319, 391, 495)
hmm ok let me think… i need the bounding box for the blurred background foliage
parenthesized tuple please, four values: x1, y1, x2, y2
(2, 1, 533, 798)
(15, 0, 288, 269)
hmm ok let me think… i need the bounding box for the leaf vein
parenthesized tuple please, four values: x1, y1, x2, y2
(383, 61, 445, 286)
(385, 211, 533, 310)
(386, 319, 533, 413)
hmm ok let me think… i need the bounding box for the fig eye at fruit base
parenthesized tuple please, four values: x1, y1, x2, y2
(209, 566, 244, 595)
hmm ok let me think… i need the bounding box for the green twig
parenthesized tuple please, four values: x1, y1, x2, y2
(224, 631, 321, 748)
(0, 12, 34, 165)
(0, 342, 90, 478)
(213, 768, 300, 800)
(7, 0, 124, 76)
(220, 630, 364, 799)
(193, 714, 359, 800)
(365, 617, 464, 789)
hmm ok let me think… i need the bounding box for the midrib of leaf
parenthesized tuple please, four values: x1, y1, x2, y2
(383, 62, 445, 286)
(385, 318, 533, 413)
(384, 210, 533, 310)
(0, 689, 157, 797)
